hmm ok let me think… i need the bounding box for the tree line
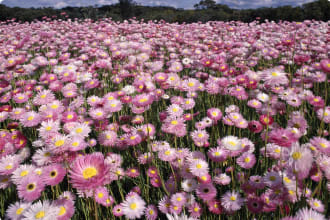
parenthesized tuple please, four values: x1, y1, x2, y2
(0, 0, 329, 23)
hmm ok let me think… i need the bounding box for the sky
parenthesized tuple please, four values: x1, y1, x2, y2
(1, 0, 316, 9)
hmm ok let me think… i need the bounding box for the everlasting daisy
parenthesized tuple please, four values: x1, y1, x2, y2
(221, 191, 244, 213)
(0, 154, 22, 175)
(53, 198, 75, 220)
(41, 163, 66, 186)
(20, 111, 41, 127)
(189, 159, 209, 177)
(122, 194, 146, 219)
(145, 204, 158, 220)
(295, 207, 326, 220)
(196, 183, 217, 202)
(6, 201, 31, 220)
(237, 152, 256, 169)
(22, 200, 58, 220)
(221, 136, 242, 151)
(181, 179, 197, 192)
(17, 174, 45, 202)
(68, 152, 109, 190)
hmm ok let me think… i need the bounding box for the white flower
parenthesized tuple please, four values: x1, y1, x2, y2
(221, 136, 242, 151)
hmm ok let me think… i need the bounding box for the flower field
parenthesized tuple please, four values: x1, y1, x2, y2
(0, 18, 329, 220)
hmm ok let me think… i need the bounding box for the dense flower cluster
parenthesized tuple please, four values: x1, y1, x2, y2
(0, 18, 329, 219)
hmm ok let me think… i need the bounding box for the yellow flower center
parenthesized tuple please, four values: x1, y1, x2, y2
(82, 167, 98, 179)
(196, 164, 202, 169)
(27, 116, 34, 121)
(20, 170, 29, 177)
(46, 126, 52, 131)
(98, 192, 104, 198)
(72, 142, 79, 147)
(58, 206, 66, 216)
(171, 120, 178, 125)
(130, 203, 137, 210)
(67, 114, 73, 119)
(244, 157, 251, 163)
(228, 141, 236, 146)
(230, 196, 236, 201)
(16, 208, 24, 215)
(55, 140, 65, 147)
(5, 164, 12, 170)
(35, 211, 45, 219)
(320, 143, 326, 148)
(292, 152, 302, 160)
(187, 82, 195, 87)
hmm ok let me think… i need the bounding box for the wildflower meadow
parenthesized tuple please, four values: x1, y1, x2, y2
(0, 18, 329, 220)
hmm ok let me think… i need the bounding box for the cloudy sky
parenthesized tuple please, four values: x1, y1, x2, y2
(0, 0, 316, 9)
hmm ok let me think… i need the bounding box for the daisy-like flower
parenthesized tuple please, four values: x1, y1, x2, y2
(113, 204, 124, 217)
(94, 186, 109, 205)
(53, 198, 75, 220)
(33, 90, 55, 106)
(246, 196, 264, 214)
(38, 120, 60, 139)
(17, 174, 45, 202)
(263, 171, 282, 188)
(288, 143, 313, 179)
(237, 152, 256, 169)
(41, 163, 66, 186)
(22, 200, 58, 220)
(89, 108, 107, 120)
(310, 137, 330, 155)
(190, 130, 209, 146)
(68, 152, 109, 190)
(158, 148, 176, 162)
(261, 67, 288, 86)
(295, 207, 326, 220)
(13, 93, 29, 104)
(32, 148, 52, 166)
(196, 183, 217, 202)
(207, 147, 228, 162)
(221, 191, 244, 212)
(166, 213, 198, 220)
(268, 128, 297, 148)
(70, 123, 91, 138)
(170, 192, 187, 207)
(181, 179, 197, 192)
(50, 134, 70, 154)
(98, 130, 117, 147)
(145, 204, 158, 220)
(10, 107, 26, 120)
(221, 136, 242, 151)
(167, 104, 184, 117)
(122, 194, 146, 219)
(132, 93, 153, 107)
(20, 111, 41, 127)
(68, 136, 87, 152)
(249, 175, 265, 189)
(307, 198, 324, 213)
(213, 173, 231, 185)
(207, 108, 222, 122)
(316, 107, 330, 124)
(0, 154, 22, 175)
(105, 99, 123, 113)
(6, 201, 31, 220)
(188, 159, 209, 177)
(182, 78, 200, 92)
(11, 164, 36, 185)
